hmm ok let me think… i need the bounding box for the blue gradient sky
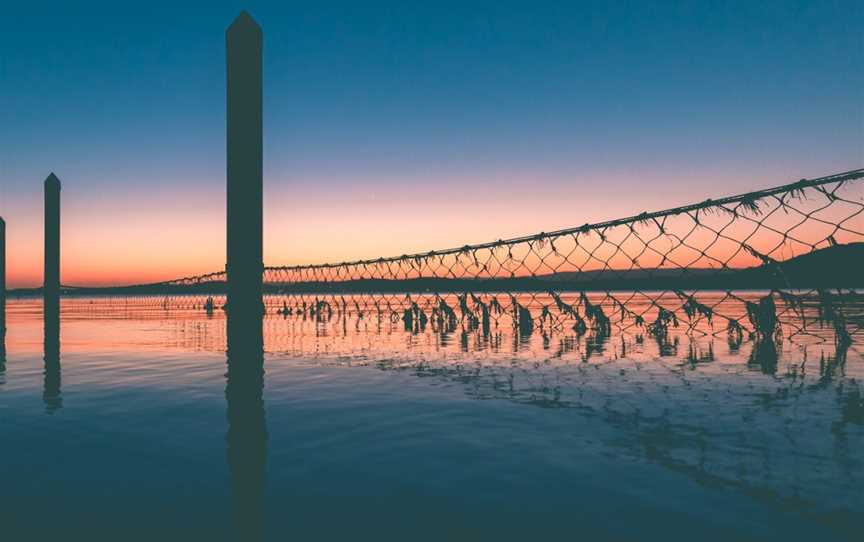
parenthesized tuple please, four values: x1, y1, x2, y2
(1, 0, 862, 286)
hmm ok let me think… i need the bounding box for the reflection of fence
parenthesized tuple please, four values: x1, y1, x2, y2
(57, 169, 864, 344)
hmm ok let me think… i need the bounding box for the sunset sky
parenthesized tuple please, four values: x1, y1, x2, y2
(1, 1, 861, 288)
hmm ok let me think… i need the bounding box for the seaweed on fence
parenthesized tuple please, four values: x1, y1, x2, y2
(540, 305, 554, 330)
(204, 296, 215, 315)
(816, 289, 852, 347)
(402, 299, 428, 332)
(510, 294, 534, 336)
(745, 295, 779, 342)
(457, 293, 480, 330)
(572, 314, 588, 335)
(549, 291, 578, 318)
(435, 296, 458, 332)
(676, 291, 714, 325)
(316, 298, 333, 321)
(649, 307, 679, 337)
(468, 293, 491, 334)
(579, 292, 611, 335)
(775, 290, 805, 323)
(726, 319, 745, 347)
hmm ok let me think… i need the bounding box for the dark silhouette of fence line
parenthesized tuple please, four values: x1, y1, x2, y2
(10, 167, 861, 347)
(266, 167, 864, 273)
(247, 168, 862, 349)
(26, 167, 860, 294)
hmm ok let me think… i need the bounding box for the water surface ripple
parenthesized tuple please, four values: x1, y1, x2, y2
(0, 299, 861, 541)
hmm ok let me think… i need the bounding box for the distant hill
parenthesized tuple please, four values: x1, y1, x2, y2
(533, 242, 864, 290)
(751, 242, 863, 287)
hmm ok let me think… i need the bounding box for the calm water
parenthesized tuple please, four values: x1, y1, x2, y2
(1, 298, 862, 541)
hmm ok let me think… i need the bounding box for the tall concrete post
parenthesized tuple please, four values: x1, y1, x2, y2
(44, 173, 61, 315)
(226, 12, 263, 322)
(226, 15, 266, 534)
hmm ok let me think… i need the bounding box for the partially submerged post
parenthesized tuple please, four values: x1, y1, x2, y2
(225, 15, 267, 538)
(42, 174, 62, 411)
(226, 12, 264, 324)
(1, 216, 5, 340)
(44, 173, 61, 315)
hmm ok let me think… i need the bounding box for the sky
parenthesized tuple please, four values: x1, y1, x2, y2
(0, 0, 861, 287)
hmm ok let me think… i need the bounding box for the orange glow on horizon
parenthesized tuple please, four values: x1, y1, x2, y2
(3, 173, 862, 288)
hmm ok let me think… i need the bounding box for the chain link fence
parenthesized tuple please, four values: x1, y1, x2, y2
(57, 169, 864, 346)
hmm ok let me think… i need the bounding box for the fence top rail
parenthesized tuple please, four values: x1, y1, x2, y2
(264, 168, 864, 273)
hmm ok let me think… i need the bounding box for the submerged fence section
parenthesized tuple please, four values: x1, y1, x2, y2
(55, 169, 864, 345)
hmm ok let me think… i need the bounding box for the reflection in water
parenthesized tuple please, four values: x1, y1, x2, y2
(43, 303, 61, 413)
(226, 314, 267, 541)
(748, 338, 779, 375)
(0, 332, 6, 387)
(368, 338, 861, 523)
(3, 297, 862, 534)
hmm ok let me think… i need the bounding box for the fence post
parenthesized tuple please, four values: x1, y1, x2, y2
(226, 12, 263, 321)
(44, 173, 61, 316)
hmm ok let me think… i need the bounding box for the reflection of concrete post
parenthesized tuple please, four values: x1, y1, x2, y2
(226, 12, 263, 319)
(226, 329, 267, 541)
(43, 307, 61, 413)
(44, 173, 61, 314)
(1, 216, 6, 339)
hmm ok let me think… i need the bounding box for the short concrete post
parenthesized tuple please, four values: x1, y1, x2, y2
(0, 216, 5, 339)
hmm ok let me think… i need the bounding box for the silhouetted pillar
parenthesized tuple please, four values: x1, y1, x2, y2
(44, 173, 61, 315)
(226, 12, 263, 321)
(225, 14, 266, 538)
(1, 216, 6, 341)
(42, 174, 62, 412)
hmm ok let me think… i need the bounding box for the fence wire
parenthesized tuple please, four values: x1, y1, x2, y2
(60, 169, 864, 346)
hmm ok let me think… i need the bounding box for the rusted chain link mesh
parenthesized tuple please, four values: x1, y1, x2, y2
(64, 169, 864, 345)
